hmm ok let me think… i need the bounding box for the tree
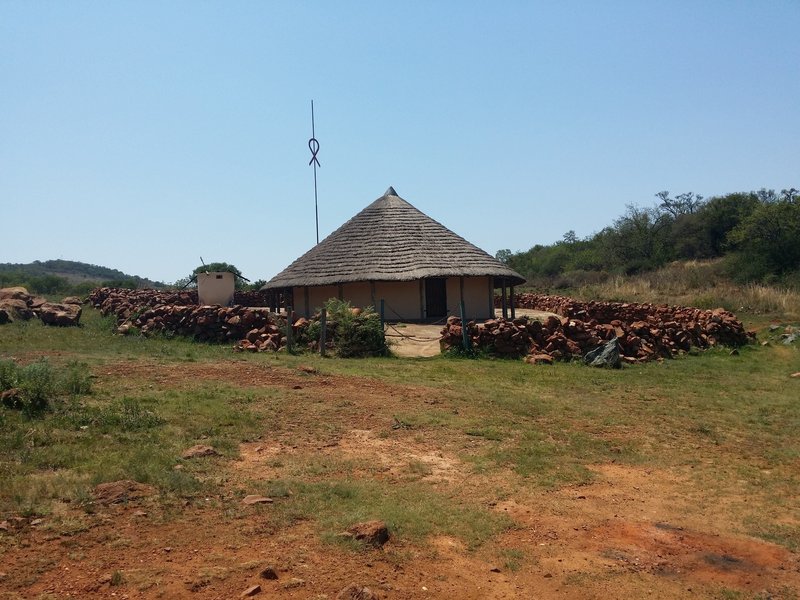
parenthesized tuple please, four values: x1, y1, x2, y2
(728, 199, 800, 278)
(562, 230, 578, 244)
(607, 204, 673, 272)
(495, 249, 512, 265)
(655, 191, 704, 218)
(190, 262, 249, 290)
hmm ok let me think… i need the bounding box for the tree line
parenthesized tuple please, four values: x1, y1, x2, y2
(497, 188, 800, 287)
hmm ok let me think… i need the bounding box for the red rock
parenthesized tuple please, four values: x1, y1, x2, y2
(181, 445, 219, 459)
(345, 520, 389, 547)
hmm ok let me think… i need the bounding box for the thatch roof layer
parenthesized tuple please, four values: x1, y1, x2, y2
(263, 187, 525, 289)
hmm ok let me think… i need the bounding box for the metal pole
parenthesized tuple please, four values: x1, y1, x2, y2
(308, 100, 321, 245)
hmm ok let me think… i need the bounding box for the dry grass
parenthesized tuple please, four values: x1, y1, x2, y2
(574, 260, 800, 319)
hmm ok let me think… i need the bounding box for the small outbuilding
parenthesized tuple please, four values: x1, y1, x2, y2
(196, 271, 235, 306)
(261, 187, 525, 321)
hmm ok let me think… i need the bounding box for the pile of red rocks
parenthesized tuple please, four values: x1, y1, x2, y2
(0, 287, 82, 326)
(447, 293, 753, 363)
(88, 287, 287, 348)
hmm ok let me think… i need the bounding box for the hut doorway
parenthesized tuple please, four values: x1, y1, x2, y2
(425, 278, 447, 318)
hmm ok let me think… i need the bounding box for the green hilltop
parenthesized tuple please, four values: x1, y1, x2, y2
(0, 260, 164, 295)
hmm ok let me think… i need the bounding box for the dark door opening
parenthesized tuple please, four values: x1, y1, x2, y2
(425, 278, 447, 318)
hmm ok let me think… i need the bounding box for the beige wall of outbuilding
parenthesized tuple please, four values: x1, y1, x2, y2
(292, 276, 494, 321)
(197, 272, 235, 306)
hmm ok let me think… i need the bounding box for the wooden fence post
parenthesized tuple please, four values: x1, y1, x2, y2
(286, 306, 293, 353)
(460, 301, 470, 352)
(319, 308, 327, 357)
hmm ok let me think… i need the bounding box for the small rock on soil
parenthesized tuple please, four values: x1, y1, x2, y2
(242, 495, 273, 505)
(93, 480, 153, 505)
(336, 584, 376, 600)
(344, 520, 390, 547)
(181, 444, 220, 459)
(241, 584, 261, 597)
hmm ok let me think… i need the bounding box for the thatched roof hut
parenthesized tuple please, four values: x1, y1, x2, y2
(262, 187, 525, 320)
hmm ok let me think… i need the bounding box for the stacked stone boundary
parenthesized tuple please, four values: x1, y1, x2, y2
(88, 288, 286, 351)
(443, 293, 754, 363)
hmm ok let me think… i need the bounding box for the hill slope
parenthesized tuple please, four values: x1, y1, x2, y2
(0, 260, 163, 288)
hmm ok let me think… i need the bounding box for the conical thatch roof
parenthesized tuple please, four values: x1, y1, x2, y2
(262, 187, 525, 289)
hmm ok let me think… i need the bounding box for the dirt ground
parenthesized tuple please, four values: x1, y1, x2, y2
(2, 360, 798, 599)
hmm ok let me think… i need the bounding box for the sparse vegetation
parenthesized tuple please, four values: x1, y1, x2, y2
(318, 298, 388, 358)
(0, 358, 93, 416)
(0, 303, 798, 597)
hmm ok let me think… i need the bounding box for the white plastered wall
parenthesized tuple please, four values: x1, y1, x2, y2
(197, 272, 235, 306)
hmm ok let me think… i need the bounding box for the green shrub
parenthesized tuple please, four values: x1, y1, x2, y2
(62, 361, 92, 395)
(0, 359, 18, 391)
(323, 298, 387, 358)
(18, 359, 57, 415)
(1, 359, 93, 416)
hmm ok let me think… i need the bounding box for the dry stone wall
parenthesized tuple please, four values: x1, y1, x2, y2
(88, 288, 286, 351)
(444, 293, 753, 363)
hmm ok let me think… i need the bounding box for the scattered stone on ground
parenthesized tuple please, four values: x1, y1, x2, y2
(242, 495, 273, 505)
(0, 298, 34, 321)
(0, 288, 83, 326)
(240, 584, 261, 597)
(259, 566, 279, 580)
(584, 337, 622, 368)
(181, 444, 219, 459)
(524, 354, 553, 365)
(282, 577, 306, 589)
(344, 520, 390, 547)
(298, 364, 318, 374)
(336, 583, 377, 600)
(61, 296, 83, 305)
(38, 302, 82, 326)
(92, 480, 153, 505)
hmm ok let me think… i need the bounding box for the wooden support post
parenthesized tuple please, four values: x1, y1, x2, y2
(319, 308, 327, 357)
(460, 300, 470, 352)
(370, 281, 376, 308)
(338, 284, 344, 301)
(303, 287, 310, 318)
(380, 299, 385, 334)
(510, 285, 516, 319)
(459, 277, 465, 317)
(419, 280, 425, 320)
(286, 306, 293, 353)
(488, 277, 494, 319)
(501, 282, 508, 319)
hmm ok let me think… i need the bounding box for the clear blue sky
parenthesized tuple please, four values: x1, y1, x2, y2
(2, 1, 798, 284)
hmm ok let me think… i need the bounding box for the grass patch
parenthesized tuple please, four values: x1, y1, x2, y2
(261, 477, 510, 549)
(1, 303, 799, 561)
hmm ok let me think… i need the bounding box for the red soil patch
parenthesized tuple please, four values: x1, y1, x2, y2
(2, 360, 798, 599)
